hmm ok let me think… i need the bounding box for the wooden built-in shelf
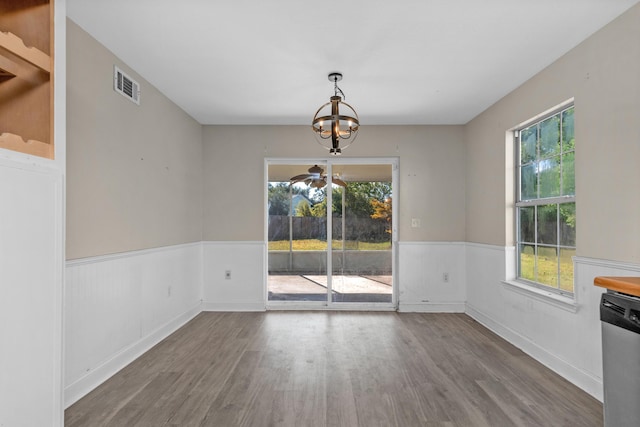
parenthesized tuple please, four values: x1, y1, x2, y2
(0, 0, 53, 159)
(0, 132, 53, 159)
(0, 31, 51, 73)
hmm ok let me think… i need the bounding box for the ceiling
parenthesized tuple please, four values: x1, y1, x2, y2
(67, 0, 639, 126)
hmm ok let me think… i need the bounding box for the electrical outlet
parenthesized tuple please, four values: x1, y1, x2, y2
(443, 273, 449, 283)
(225, 270, 231, 280)
(411, 218, 421, 228)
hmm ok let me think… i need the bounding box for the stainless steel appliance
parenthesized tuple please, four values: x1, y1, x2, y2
(600, 290, 640, 427)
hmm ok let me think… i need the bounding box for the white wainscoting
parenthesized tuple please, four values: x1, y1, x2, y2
(0, 160, 64, 426)
(202, 241, 266, 311)
(63, 239, 637, 408)
(397, 242, 466, 312)
(64, 243, 203, 408)
(465, 243, 640, 401)
(202, 241, 467, 313)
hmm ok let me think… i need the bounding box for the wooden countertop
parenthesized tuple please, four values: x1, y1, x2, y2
(594, 276, 640, 297)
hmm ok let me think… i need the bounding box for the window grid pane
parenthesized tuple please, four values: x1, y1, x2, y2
(537, 245, 559, 288)
(539, 116, 560, 158)
(519, 206, 535, 243)
(518, 244, 536, 282)
(539, 156, 560, 198)
(559, 248, 576, 292)
(520, 163, 538, 200)
(536, 204, 558, 245)
(562, 108, 575, 151)
(559, 202, 576, 246)
(561, 151, 575, 196)
(521, 126, 537, 164)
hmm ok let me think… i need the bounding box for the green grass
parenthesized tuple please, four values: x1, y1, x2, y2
(268, 239, 391, 251)
(519, 246, 574, 292)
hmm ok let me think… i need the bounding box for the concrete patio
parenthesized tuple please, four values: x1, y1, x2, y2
(268, 274, 393, 302)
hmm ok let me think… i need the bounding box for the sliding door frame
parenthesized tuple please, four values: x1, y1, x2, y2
(265, 157, 399, 311)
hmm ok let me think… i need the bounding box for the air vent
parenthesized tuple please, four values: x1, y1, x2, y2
(114, 66, 140, 105)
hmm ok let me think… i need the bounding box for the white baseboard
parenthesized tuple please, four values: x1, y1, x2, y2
(398, 302, 465, 313)
(202, 302, 266, 312)
(465, 303, 603, 401)
(64, 303, 201, 408)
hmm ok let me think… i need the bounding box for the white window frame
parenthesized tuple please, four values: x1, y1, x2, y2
(514, 103, 576, 299)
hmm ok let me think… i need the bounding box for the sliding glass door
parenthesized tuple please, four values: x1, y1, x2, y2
(329, 163, 393, 303)
(267, 162, 328, 303)
(266, 159, 396, 308)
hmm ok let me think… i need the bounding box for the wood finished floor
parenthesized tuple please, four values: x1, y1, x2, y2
(65, 312, 603, 427)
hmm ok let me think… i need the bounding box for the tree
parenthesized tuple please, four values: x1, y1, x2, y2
(371, 197, 392, 234)
(307, 187, 338, 217)
(268, 183, 309, 216)
(295, 200, 313, 217)
(285, 181, 393, 221)
(311, 202, 326, 218)
(344, 182, 392, 218)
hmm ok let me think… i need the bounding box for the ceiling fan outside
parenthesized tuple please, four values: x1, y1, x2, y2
(289, 165, 346, 188)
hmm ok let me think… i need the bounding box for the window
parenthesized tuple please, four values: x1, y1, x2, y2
(516, 105, 575, 296)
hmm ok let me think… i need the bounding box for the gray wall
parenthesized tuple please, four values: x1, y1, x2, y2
(465, 3, 640, 263)
(67, 2, 640, 265)
(66, 20, 204, 259)
(202, 125, 466, 242)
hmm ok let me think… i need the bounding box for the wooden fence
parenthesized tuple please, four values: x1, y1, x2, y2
(268, 215, 390, 242)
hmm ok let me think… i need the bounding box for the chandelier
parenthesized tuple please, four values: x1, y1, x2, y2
(311, 72, 360, 155)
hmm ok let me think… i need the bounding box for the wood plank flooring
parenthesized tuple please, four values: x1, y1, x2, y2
(65, 312, 603, 426)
